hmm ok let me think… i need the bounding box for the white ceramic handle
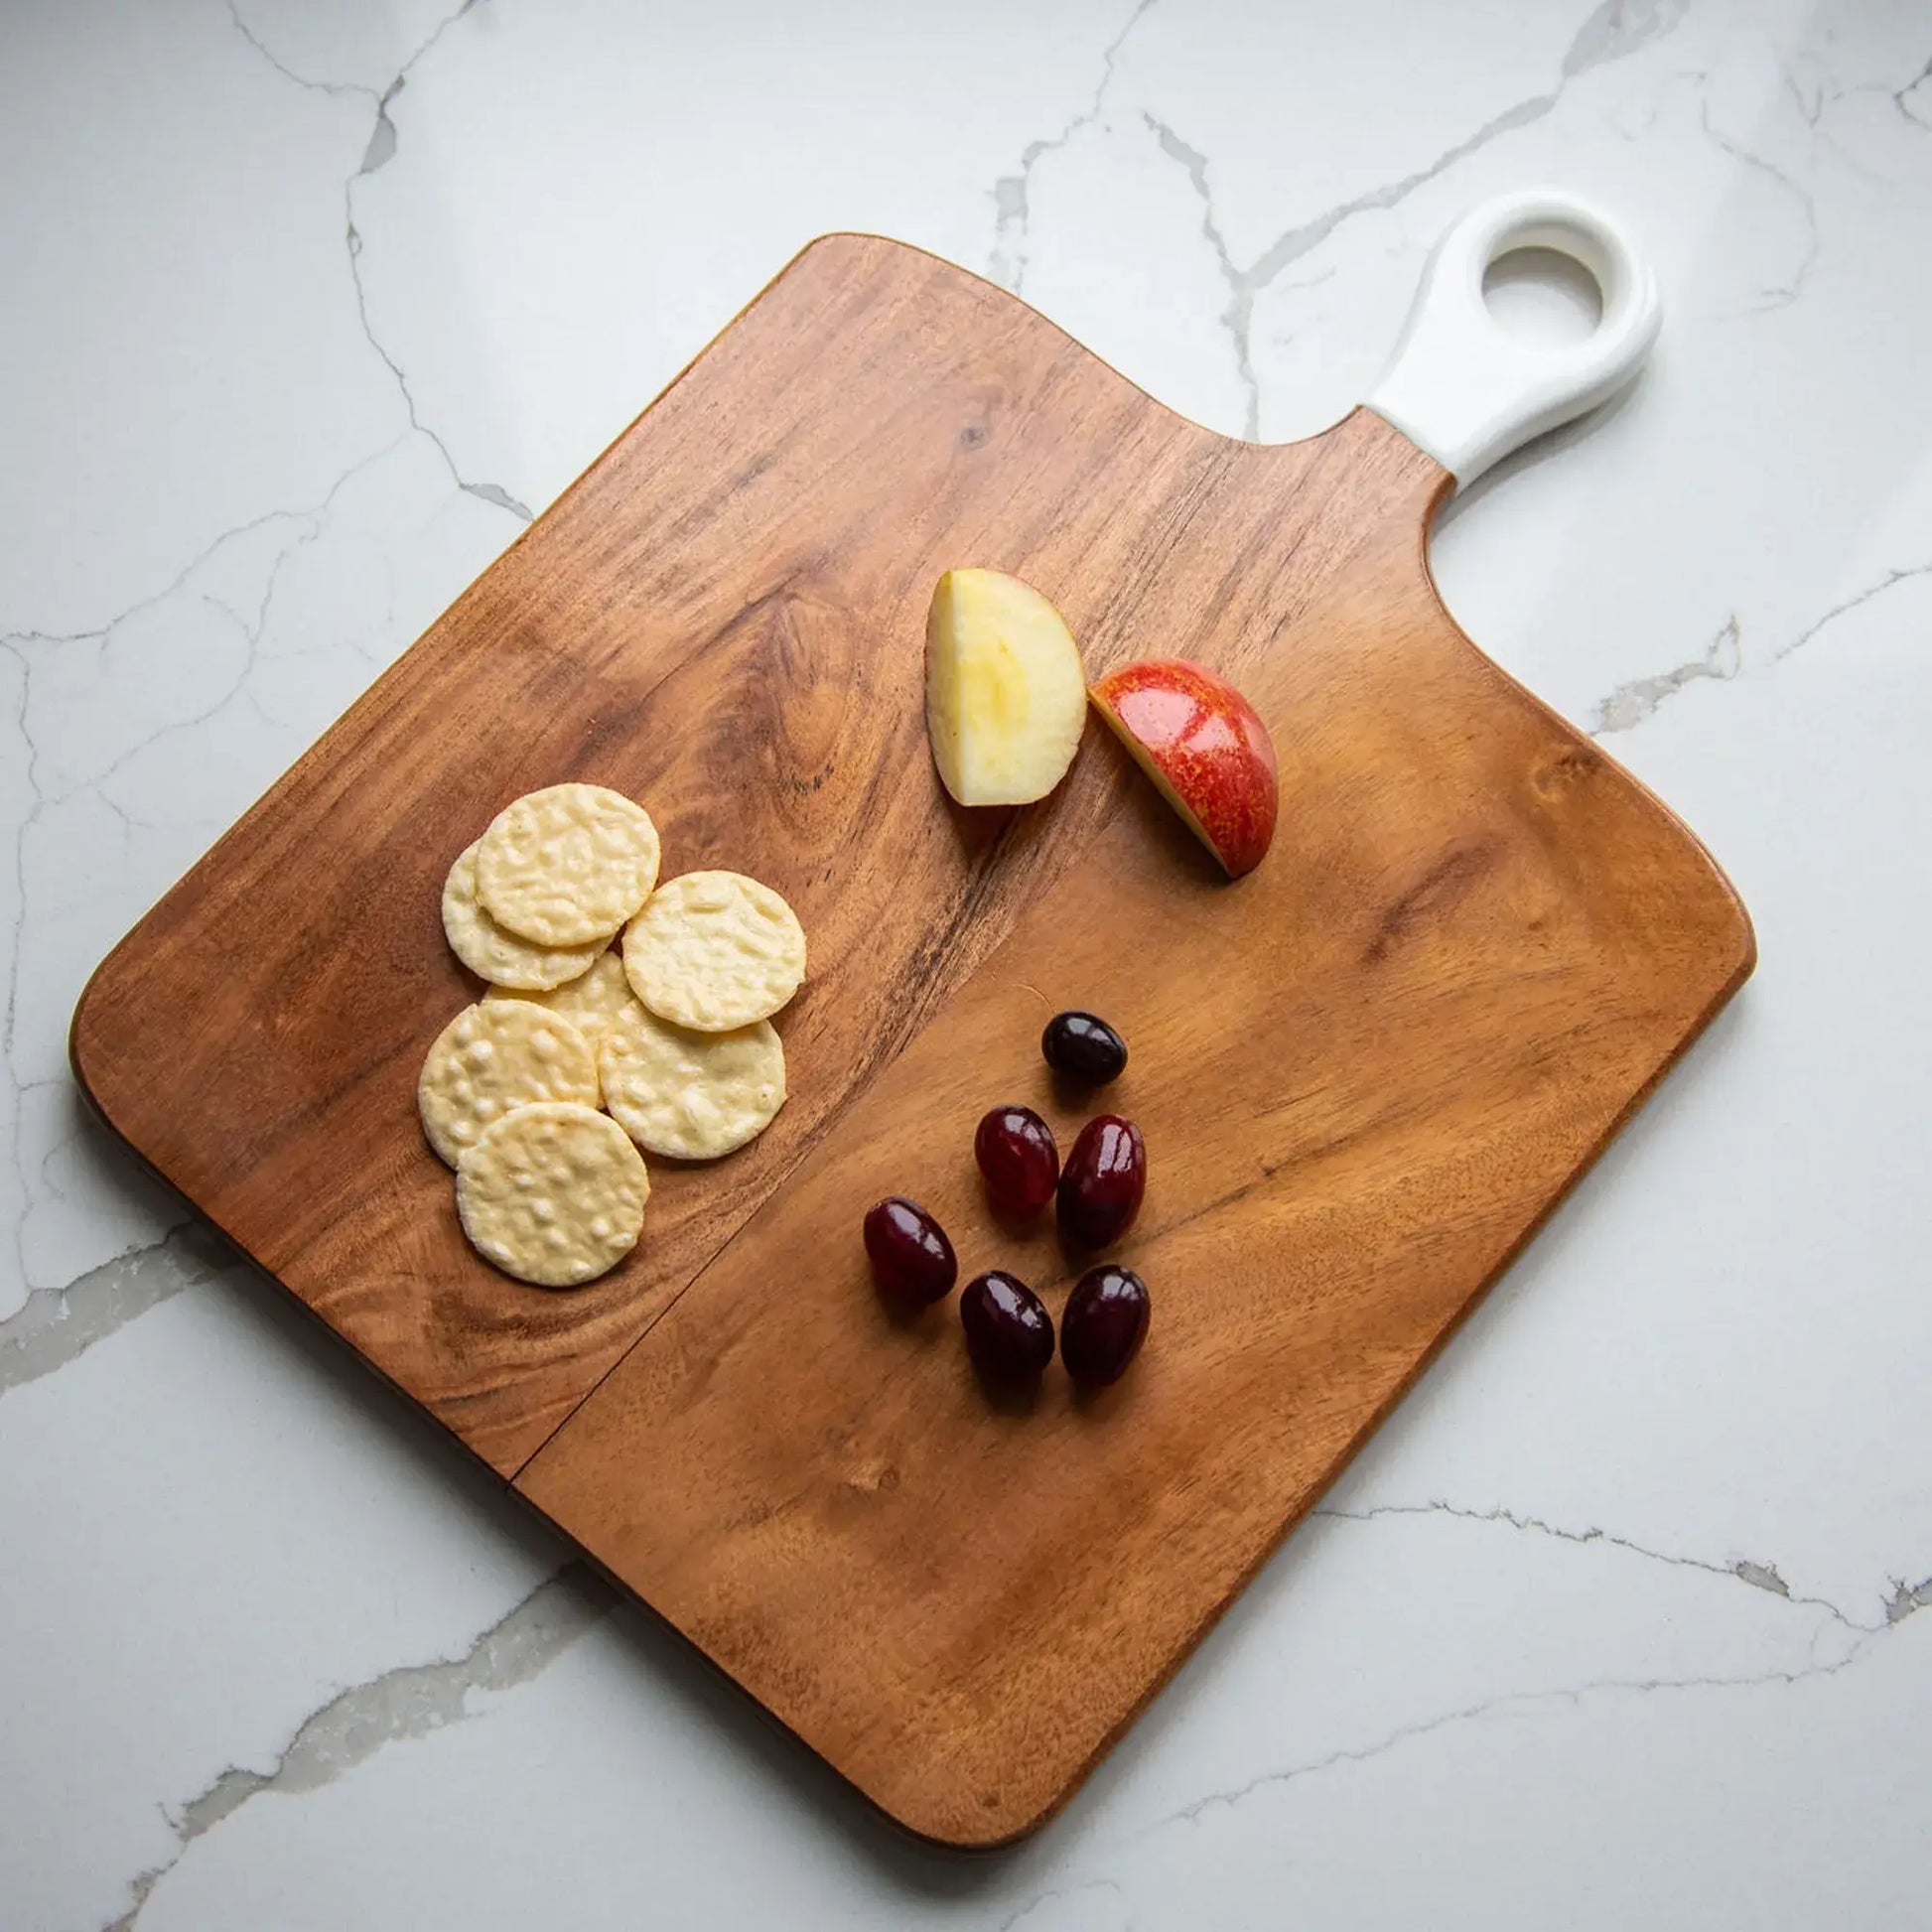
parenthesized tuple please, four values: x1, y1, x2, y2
(1365, 189, 1661, 489)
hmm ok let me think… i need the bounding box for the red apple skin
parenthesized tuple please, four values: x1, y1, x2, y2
(1090, 659, 1279, 877)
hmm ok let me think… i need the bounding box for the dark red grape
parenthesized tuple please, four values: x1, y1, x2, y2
(960, 1270, 1053, 1379)
(863, 1196, 957, 1304)
(1057, 1114, 1146, 1248)
(1062, 1265, 1151, 1386)
(974, 1105, 1059, 1218)
(1041, 1011, 1127, 1085)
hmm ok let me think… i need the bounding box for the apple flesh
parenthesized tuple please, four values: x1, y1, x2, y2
(925, 568, 1087, 806)
(1090, 658, 1279, 877)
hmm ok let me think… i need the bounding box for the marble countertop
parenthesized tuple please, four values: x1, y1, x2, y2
(6, 1, 1931, 1925)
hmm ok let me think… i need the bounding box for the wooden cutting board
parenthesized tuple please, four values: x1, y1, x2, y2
(73, 216, 1753, 1847)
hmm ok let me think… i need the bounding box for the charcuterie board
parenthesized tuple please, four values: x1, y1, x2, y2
(73, 194, 1753, 1846)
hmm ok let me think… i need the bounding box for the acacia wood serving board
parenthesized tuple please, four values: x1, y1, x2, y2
(73, 232, 1753, 1848)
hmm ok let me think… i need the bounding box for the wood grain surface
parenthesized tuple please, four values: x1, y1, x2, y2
(72, 232, 1753, 1843)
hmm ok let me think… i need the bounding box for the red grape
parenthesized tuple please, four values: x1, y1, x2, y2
(974, 1105, 1059, 1218)
(1041, 1011, 1127, 1084)
(1062, 1265, 1151, 1386)
(863, 1196, 956, 1304)
(1057, 1114, 1146, 1248)
(960, 1270, 1053, 1379)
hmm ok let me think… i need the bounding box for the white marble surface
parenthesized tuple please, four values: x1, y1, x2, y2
(4, 1, 1931, 1925)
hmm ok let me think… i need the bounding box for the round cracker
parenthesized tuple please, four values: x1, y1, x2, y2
(599, 1003, 786, 1160)
(417, 1002, 599, 1168)
(456, 1101, 648, 1287)
(621, 870, 805, 1032)
(484, 948, 638, 1062)
(443, 840, 606, 991)
(474, 783, 660, 947)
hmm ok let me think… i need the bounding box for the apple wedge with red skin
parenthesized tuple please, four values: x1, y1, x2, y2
(1090, 658, 1279, 878)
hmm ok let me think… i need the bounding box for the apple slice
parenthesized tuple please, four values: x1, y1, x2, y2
(924, 568, 1087, 807)
(1090, 659, 1279, 878)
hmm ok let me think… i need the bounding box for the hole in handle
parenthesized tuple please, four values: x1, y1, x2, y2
(1481, 245, 1603, 349)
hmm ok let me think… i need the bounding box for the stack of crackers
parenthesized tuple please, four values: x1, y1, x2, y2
(417, 782, 805, 1287)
